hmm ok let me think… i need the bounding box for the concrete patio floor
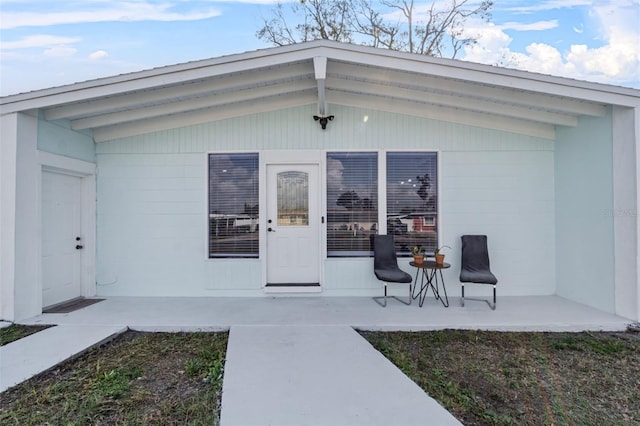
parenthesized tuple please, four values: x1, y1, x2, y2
(2, 295, 632, 425)
(18, 295, 632, 332)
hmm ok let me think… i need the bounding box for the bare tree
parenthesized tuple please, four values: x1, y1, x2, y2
(257, 0, 354, 46)
(257, 0, 493, 58)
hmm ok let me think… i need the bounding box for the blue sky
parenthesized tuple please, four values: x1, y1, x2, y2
(1, 1, 638, 96)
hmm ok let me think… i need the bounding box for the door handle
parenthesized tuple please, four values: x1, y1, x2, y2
(76, 245, 84, 250)
(267, 228, 276, 232)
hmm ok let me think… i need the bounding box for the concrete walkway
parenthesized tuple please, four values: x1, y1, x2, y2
(221, 325, 460, 425)
(1, 296, 632, 424)
(0, 324, 126, 392)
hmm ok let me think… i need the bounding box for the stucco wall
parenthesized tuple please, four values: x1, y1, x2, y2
(555, 109, 615, 313)
(94, 104, 555, 298)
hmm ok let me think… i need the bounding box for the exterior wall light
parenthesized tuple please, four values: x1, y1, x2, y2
(313, 115, 334, 130)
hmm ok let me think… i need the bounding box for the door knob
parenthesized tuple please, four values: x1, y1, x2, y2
(76, 245, 84, 250)
(268, 228, 276, 232)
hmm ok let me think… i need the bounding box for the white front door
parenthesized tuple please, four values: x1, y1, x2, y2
(42, 171, 83, 307)
(266, 164, 321, 287)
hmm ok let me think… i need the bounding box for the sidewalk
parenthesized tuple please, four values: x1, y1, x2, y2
(0, 324, 126, 392)
(1, 296, 631, 423)
(221, 325, 461, 425)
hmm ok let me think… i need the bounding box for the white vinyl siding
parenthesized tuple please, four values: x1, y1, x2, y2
(96, 104, 556, 297)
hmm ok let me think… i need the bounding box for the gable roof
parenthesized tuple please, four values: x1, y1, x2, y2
(1, 40, 639, 141)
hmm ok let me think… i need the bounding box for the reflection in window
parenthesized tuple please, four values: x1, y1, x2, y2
(327, 152, 378, 257)
(208, 153, 259, 258)
(277, 171, 309, 226)
(387, 152, 438, 256)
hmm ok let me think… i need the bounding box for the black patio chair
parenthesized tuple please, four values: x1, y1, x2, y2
(460, 235, 498, 310)
(372, 235, 413, 307)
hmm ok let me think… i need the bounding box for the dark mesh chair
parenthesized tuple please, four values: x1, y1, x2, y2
(372, 235, 413, 307)
(460, 235, 498, 310)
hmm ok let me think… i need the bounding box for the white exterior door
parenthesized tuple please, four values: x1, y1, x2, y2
(266, 164, 321, 287)
(42, 171, 83, 307)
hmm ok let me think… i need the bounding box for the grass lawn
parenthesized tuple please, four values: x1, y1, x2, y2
(0, 331, 228, 425)
(1, 327, 638, 425)
(362, 329, 640, 426)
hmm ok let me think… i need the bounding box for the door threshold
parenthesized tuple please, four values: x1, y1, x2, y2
(265, 283, 321, 293)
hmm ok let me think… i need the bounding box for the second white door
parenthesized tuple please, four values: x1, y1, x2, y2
(41, 170, 83, 307)
(266, 164, 320, 286)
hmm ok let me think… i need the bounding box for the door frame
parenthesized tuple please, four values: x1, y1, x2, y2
(261, 150, 325, 292)
(37, 151, 96, 309)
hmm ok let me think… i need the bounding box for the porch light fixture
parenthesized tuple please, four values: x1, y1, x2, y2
(313, 115, 334, 130)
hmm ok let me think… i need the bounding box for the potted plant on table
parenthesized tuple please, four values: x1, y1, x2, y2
(434, 245, 451, 265)
(411, 245, 425, 264)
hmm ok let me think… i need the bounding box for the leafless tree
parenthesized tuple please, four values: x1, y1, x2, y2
(257, 0, 493, 59)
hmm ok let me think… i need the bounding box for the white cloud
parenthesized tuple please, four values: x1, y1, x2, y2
(506, 0, 593, 14)
(0, 1, 222, 29)
(0, 35, 81, 50)
(44, 46, 78, 57)
(500, 20, 558, 31)
(88, 50, 109, 60)
(462, 2, 640, 88)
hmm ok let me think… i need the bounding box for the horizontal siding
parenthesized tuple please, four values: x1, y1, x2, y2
(96, 104, 554, 297)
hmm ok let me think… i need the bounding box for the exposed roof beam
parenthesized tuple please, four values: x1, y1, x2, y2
(314, 56, 327, 116)
(93, 90, 317, 142)
(315, 44, 639, 107)
(328, 61, 607, 117)
(328, 77, 578, 127)
(72, 78, 316, 130)
(328, 90, 556, 140)
(45, 62, 314, 120)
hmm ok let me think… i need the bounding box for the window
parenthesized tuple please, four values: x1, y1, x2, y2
(208, 153, 259, 258)
(327, 152, 378, 257)
(277, 171, 309, 226)
(387, 152, 438, 255)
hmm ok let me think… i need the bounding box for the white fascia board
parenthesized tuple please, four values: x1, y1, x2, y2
(328, 61, 607, 117)
(328, 91, 556, 140)
(320, 45, 640, 107)
(71, 78, 316, 130)
(44, 62, 315, 121)
(328, 77, 578, 127)
(93, 91, 317, 142)
(3, 39, 637, 113)
(2, 45, 328, 114)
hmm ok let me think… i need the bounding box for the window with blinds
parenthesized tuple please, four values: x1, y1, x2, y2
(208, 153, 259, 258)
(387, 152, 438, 256)
(327, 152, 378, 257)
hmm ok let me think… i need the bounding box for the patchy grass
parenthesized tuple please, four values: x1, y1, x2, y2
(361, 330, 640, 426)
(2, 327, 637, 425)
(0, 324, 55, 346)
(0, 331, 228, 425)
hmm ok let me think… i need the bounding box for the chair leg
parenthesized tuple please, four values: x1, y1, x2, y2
(373, 284, 388, 307)
(460, 283, 496, 310)
(491, 285, 496, 310)
(373, 283, 412, 307)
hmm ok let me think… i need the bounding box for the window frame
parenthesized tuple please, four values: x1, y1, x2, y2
(385, 149, 440, 257)
(207, 151, 260, 259)
(325, 150, 379, 258)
